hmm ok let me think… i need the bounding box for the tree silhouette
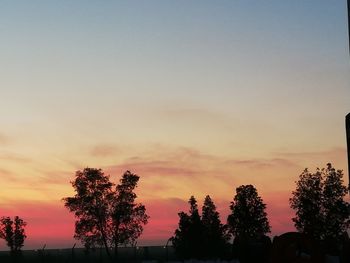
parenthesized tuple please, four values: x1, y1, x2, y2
(63, 168, 113, 257)
(172, 196, 204, 259)
(201, 195, 230, 258)
(227, 185, 271, 263)
(227, 185, 271, 240)
(0, 216, 27, 254)
(290, 163, 350, 242)
(63, 168, 148, 260)
(172, 195, 229, 259)
(110, 171, 149, 257)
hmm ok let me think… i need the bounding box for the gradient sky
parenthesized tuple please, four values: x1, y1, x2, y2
(0, 0, 349, 250)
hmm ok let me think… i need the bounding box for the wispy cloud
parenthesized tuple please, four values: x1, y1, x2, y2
(0, 133, 11, 145)
(226, 157, 298, 169)
(274, 147, 346, 159)
(90, 144, 121, 157)
(0, 152, 31, 162)
(3, 144, 343, 248)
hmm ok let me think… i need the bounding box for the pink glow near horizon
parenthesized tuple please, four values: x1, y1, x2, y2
(0, 191, 305, 250)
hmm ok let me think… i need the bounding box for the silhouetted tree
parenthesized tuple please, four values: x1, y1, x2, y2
(0, 216, 27, 254)
(290, 163, 350, 242)
(172, 196, 204, 259)
(110, 171, 149, 257)
(227, 185, 271, 240)
(201, 195, 230, 258)
(172, 211, 191, 258)
(63, 168, 148, 260)
(63, 168, 113, 257)
(227, 185, 271, 263)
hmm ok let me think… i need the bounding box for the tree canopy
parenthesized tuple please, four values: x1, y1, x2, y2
(63, 168, 148, 259)
(227, 185, 271, 240)
(290, 163, 350, 241)
(0, 216, 27, 253)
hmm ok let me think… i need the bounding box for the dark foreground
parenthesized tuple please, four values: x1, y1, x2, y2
(1, 234, 350, 263)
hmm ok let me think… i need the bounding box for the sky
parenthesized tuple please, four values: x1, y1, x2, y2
(0, 0, 349, 250)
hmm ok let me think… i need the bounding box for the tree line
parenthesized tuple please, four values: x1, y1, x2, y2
(172, 185, 271, 261)
(0, 163, 349, 261)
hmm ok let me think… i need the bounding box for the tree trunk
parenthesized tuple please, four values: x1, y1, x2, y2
(101, 231, 112, 261)
(114, 244, 119, 262)
(99, 224, 112, 261)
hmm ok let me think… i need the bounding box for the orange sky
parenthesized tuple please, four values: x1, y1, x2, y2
(0, 144, 348, 249)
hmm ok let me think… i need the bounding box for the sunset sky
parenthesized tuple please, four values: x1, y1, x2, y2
(0, 1, 349, 250)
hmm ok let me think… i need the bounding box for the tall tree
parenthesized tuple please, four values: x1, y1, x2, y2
(63, 168, 113, 256)
(187, 196, 204, 258)
(172, 196, 204, 259)
(290, 163, 350, 241)
(0, 216, 27, 253)
(201, 195, 229, 258)
(172, 211, 191, 258)
(110, 171, 149, 257)
(227, 185, 271, 240)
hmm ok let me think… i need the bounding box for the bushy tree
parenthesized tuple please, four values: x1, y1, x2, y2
(110, 171, 149, 256)
(64, 168, 148, 259)
(63, 168, 113, 256)
(201, 195, 230, 258)
(0, 216, 27, 253)
(227, 185, 271, 240)
(290, 163, 350, 241)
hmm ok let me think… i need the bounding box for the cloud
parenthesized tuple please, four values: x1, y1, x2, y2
(36, 170, 72, 185)
(3, 144, 342, 248)
(0, 133, 11, 145)
(274, 147, 346, 159)
(0, 168, 20, 182)
(90, 144, 121, 157)
(272, 147, 348, 173)
(226, 157, 298, 169)
(0, 152, 31, 162)
(108, 160, 198, 177)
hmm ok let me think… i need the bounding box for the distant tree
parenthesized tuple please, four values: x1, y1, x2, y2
(0, 216, 27, 254)
(110, 171, 149, 257)
(201, 195, 230, 258)
(290, 163, 350, 242)
(172, 196, 204, 259)
(227, 185, 271, 240)
(63, 168, 148, 260)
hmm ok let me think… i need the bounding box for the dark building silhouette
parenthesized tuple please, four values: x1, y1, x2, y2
(348, 0, 350, 53)
(346, 113, 350, 190)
